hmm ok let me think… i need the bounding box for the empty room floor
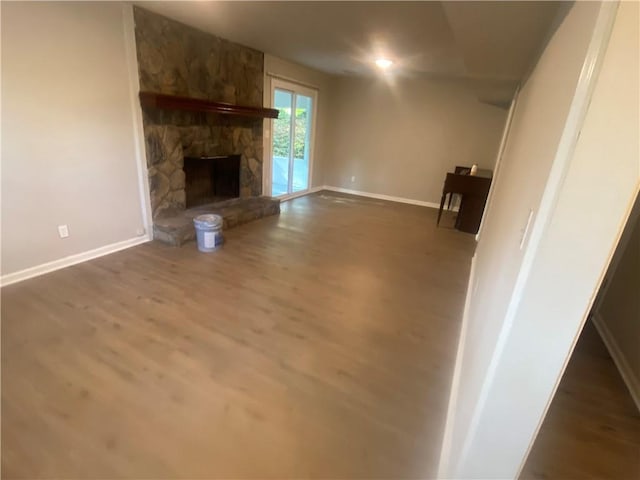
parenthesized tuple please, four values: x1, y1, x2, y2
(521, 321, 640, 479)
(1, 192, 476, 478)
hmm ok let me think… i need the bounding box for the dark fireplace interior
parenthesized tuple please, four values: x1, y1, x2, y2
(184, 155, 241, 208)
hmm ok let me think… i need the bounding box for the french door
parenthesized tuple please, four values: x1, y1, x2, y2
(269, 79, 317, 197)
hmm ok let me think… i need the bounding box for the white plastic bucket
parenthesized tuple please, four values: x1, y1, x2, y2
(193, 214, 223, 252)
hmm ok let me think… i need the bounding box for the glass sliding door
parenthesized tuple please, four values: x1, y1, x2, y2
(271, 89, 293, 196)
(292, 93, 312, 193)
(270, 80, 316, 197)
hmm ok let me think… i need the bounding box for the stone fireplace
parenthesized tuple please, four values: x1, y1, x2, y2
(133, 7, 279, 245)
(141, 111, 263, 218)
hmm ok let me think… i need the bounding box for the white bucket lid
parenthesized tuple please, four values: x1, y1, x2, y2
(193, 214, 223, 228)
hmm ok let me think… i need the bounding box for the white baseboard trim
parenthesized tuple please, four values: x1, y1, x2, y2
(277, 185, 455, 212)
(2, 187, 445, 287)
(1, 235, 151, 287)
(592, 312, 640, 412)
(321, 185, 455, 211)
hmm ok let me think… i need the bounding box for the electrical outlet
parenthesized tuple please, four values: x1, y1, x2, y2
(351, 175, 356, 183)
(58, 225, 69, 238)
(136, 227, 146, 236)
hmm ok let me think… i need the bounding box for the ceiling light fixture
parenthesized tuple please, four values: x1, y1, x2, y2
(375, 58, 393, 69)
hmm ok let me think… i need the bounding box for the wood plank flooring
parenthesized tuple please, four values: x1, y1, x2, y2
(521, 321, 640, 480)
(1, 192, 476, 478)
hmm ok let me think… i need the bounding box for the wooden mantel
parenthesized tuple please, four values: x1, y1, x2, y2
(139, 92, 279, 119)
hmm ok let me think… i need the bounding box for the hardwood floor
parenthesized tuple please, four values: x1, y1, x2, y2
(521, 321, 640, 480)
(1, 192, 476, 478)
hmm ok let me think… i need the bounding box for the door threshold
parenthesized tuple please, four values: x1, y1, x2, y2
(277, 188, 320, 202)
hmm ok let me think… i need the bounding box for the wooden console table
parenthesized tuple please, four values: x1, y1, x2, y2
(437, 170, 492, 234)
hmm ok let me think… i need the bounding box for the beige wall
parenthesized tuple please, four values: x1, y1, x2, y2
(445, 2, 602, 471)
(443, 2, 601, 473)
(441, 1, 639, 477)
(263, 54, 335, 189)
(323, 76, 506, 204)
(595, 195, 640, 408)
(1, 2, 147, 279)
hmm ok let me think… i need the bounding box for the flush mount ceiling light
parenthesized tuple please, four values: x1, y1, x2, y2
(375, 58, 393, 69)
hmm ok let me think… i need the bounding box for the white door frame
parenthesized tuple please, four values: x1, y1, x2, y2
(263, 77, 318, 199)
(476, 85, 520, 241)
(439, 1, 623, 478)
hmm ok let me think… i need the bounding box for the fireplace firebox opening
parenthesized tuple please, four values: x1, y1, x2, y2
(184, 155, 241, 208)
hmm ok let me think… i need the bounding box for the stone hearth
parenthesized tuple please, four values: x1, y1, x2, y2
(154, 197, 280, 247)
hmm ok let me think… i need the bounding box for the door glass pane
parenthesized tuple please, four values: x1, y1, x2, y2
(271, 89, 293, 197)
(292, 94, 312, 193)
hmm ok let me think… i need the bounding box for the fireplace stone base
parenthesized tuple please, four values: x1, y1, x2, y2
(153, 196, 280, 247)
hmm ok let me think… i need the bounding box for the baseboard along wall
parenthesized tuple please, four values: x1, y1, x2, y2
(1, 235, 150, 287)
(2, 186, 448, 286)
(319, 185, 455, 211)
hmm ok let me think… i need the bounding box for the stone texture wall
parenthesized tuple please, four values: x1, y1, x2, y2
(133, 7, 264, 218)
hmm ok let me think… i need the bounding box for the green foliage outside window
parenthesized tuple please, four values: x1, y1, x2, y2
(273, 108, 308, 159)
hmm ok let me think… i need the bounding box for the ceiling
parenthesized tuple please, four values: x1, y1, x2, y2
(135, 1, 568, 105)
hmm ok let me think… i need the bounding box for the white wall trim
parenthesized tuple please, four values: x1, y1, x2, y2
(592, 312, 640, 412)
(277, 185, 451, 210)
(122, 3, 153, 237)
(437, 253, 477, 477)
(321, 185, 456, 211)
(476, 85, 520, 241)
(262, 76, 272, 196)
(277, 185, 451, 211)
(1, 235, 150, 287)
